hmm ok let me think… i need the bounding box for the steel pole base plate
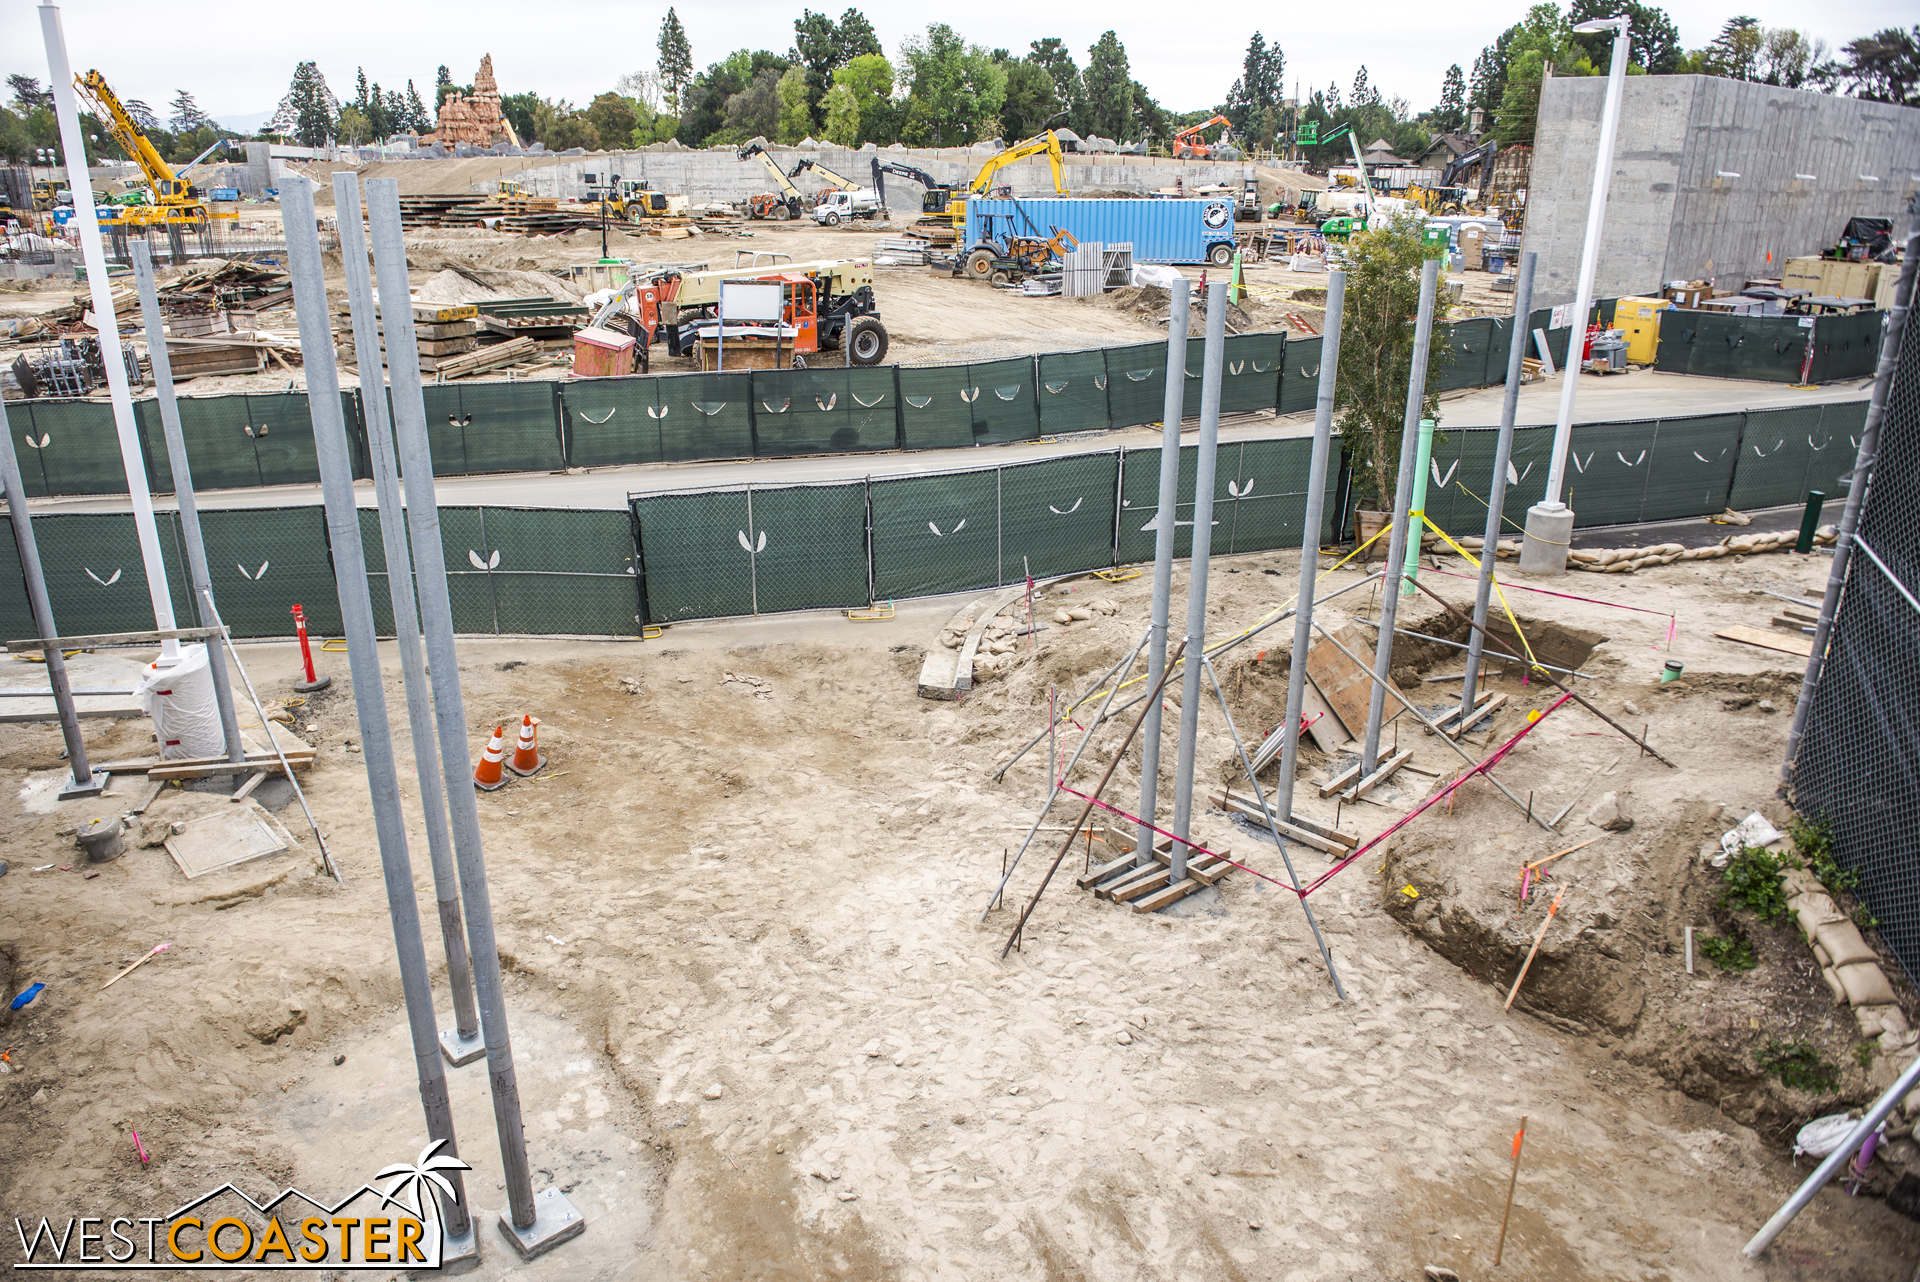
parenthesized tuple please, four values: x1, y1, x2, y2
(58, 770, 110, 800)
(439, 1025, 486, 1067)
(294, 676, 332, 693)
(496, 1187, 586, 1260)
(419, 1219, 481, 1277)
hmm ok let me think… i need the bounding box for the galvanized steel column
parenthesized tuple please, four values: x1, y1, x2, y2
(1169, 281, 1228, 883)
(1136, 279, 1191, 865)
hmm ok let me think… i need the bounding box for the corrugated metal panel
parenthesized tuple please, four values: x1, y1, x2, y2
(961, 198, 1234, 264)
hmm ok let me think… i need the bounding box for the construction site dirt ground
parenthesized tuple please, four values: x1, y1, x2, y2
(4, 535, 1917, 1279)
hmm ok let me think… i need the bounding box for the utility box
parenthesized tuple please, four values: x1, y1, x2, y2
(570, 326, 637, 378)
(1611, 297, 1671, 365)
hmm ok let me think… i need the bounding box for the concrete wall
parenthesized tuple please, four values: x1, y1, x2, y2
(489, 146, 1253, 204)
(1523, 75, 1920, 306)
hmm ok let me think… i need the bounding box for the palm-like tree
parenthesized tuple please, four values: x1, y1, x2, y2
(375, 1139, 472, 1232)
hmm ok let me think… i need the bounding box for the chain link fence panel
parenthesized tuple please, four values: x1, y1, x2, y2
(657, 371, 755, 461)
(631, 487, 756, 622)
(1278, 336, 1324, 415)
(0, 511, 186, 640)
(1103, 342, 1170, 429)
(1794, 291, 1919, 981)
(1640, 412, 1743, 522)
(731, 482, 872, 614)
(996, 453, 1120, 582)
(1036, 348, 1112, 435)
(750, 367, 898, 456)
(469, 507, 643, 636)
(870, 466, 1001, 598)
(193, 505, 340, 639)
(1727, 405, 1825, 510)
(557, 376, 659, 468)
(9, 398, 124, 497)
(1808, 400, 1870, 498)
(418, 382, 565, 476)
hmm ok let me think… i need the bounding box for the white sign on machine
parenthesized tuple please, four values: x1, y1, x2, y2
(714, 280, 784, 371)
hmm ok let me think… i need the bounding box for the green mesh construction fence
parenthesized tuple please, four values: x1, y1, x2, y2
(1114, 438, 1335, 564)
(632, 481, 868, 621)
(657, 371, 755, 460)
(461, 507, 642, 635)
(556, 376, 656, 468)
(1278, 336, 1323, 415)
(2, 510, 187, 640)
(1036, 349, 1112, 435)
(9, 398, 127, 498)
(1806, 399, 1869, 498)
(750, 367, 899, 455)
(870, 466, 1006, 598)
(1437, 318, 1496, 392)
(189, 505, 341, 639)
(1811, 312, 1886, 383)
(418, 382, 565, 475)
(1104, 342, 1170, 428)
(995, 453, 1119, 582)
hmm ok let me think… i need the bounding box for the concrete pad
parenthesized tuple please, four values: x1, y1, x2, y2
(0, 650, 147, 723)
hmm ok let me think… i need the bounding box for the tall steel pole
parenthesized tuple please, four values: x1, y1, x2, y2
(1278, 271, 1345, 820)
(0, 399, 102, 796)
(1168, 281, 1228, 885)
(1463, 252, 1539, 716)
(278, 177, 478, 1261)
(1136, 279, 1191, 865)
(364, 178, 583, 1256)
(1523, 16, 1630, 576)
(1784, 197, 1919, 781)
(1362, 257, 1441, 774)
(38, 2, 179, 665)
(333, 174, 484, 1066)
(128, 242, 247, 772)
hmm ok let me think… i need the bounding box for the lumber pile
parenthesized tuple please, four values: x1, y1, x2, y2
(430, 336, 543, 380)
(159, 260, 292, 309)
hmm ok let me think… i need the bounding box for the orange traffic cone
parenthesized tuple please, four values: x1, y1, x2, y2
(505, 714, 545, 777)
(473, 726, 509, 791)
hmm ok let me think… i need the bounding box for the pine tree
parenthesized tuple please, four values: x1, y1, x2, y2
(354, 68, 372, 115)
(405, 80, 430, 133)
(168, 89, 210, 133)
(271, 62, 340, 147)
(658, 8, 693, 114)
(1225, 33, 1283, 132)
(434, 64, 455, 111)
(1083, 30, 1135, 139)
(1434, 64, 1467, 134)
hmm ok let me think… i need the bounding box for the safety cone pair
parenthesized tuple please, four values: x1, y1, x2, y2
(473, 716, 544, 791)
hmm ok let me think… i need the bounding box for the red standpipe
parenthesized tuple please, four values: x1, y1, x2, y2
(291, 604, 330, 692)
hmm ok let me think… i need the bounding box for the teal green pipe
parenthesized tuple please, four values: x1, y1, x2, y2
(1402, 418, 1435, 596)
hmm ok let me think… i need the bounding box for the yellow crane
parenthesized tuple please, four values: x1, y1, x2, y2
(71, 69, 210, 228)
(936, 121, 1070, 241)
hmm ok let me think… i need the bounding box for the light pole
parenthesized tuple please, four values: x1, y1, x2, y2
(1519, 13, 1631, 577)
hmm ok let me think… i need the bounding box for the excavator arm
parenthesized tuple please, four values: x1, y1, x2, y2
(871, 160, 952, 216)
(967, 130, 1067, 197)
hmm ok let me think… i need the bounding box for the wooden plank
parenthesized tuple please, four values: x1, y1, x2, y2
(1716, 624, 1815, 657)
(1096, 864, 1163, 901)
(230, 770, 268, 803)
(1318, 760, 1363, 797)
(1077, 854, 1139, 890)
(96, 748, 313, 773)
(149, 757, 310, 782)
(1110, 869, 1172, 903)
(1447, 692, 1508, 740)
(1304, 622, 1378, 738)
(1344, 748, 1413, 800)
(1132, 878, 1204, 913)
(1207, 789, 1344, 854)
(1260, 806, 1359, 848)
(1298, 680, 1347, 755)
(129, 777, 166, 815)
(8, 625, 226, 653)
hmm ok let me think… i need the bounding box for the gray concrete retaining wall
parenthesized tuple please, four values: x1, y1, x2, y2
(1524, 75, 1920, 306)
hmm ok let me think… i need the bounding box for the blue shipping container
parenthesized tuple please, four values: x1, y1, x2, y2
(961, 197, 1237, 266)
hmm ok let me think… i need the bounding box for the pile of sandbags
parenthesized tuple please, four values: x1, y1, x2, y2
(1455, 525, 1836, 573)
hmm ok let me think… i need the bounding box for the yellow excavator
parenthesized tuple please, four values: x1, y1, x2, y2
(927, 117, 1070, 245)
(72, 70, 210, 228)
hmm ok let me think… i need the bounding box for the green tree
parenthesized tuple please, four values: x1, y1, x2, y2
(898, 24, 1006, 146)
(500, 92, 538, 143)
(270, 62, 339, 147)
(585, 92, 638, 147)
(0, 107, 33, 163)
(404, 81, 430, 133)
(821, 52, 892, 145)
(1225, 32, 1284, 137)
(1431, 64, 1467, 133)
(338, 106, 372, 146)
(434, 65, 456, 111)
(1336, 212, 1454, 509)
(791, 8, 882, 129)
(1026, 38, 1084, 131)
(999, 60, 1059, 142)
(1826, 26, 1919, 103)
(776, 67, 812, 142)
(532, 98, 596, 150)
(1131, 80, 1168, 149)
(724, 68, 785, 141)
(1569, 0, 1683, 73)
(658, 8, 693, 113)
(7, 76, 51, 113)
(1489, 5, 1601, 144)
(1082, 30, 1135, 139)
(1694, 16, 1763, 79)
(167, 89, 212, 133)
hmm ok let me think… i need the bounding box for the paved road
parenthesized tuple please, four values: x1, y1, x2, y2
(20, 369, 1873, 516)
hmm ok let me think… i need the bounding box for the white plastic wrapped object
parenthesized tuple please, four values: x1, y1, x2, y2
(1130, 263, 1185, 289)
(138, 643, 225, 760)
(1719, 811, 1784, 865)
(1794, 1112, 1880, 1160)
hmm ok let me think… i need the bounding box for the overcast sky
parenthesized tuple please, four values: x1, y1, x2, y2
(6, 0, 1912, 130)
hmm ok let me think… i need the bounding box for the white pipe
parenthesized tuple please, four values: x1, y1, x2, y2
(38, 2, 179, 664)
(1542, 17, 1630, 510)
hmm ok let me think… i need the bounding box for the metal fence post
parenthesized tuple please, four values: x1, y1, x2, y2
(1362, 257, 1442, 774)
(1169, 281, 1229, 884)
(332, 174, 485, 1067)
(363, 177, 585, 1257)
(128, 242, 247, 773)
(1136, 279, 1191, 866)
(1463, 252, 1538, 716)
(1279, 270, 1346, 820)
(279, 176, 479, 1267)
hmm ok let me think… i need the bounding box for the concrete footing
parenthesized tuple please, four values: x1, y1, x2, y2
(1520, 504, 1575, 576)
(497, 1186, 586, 1259)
